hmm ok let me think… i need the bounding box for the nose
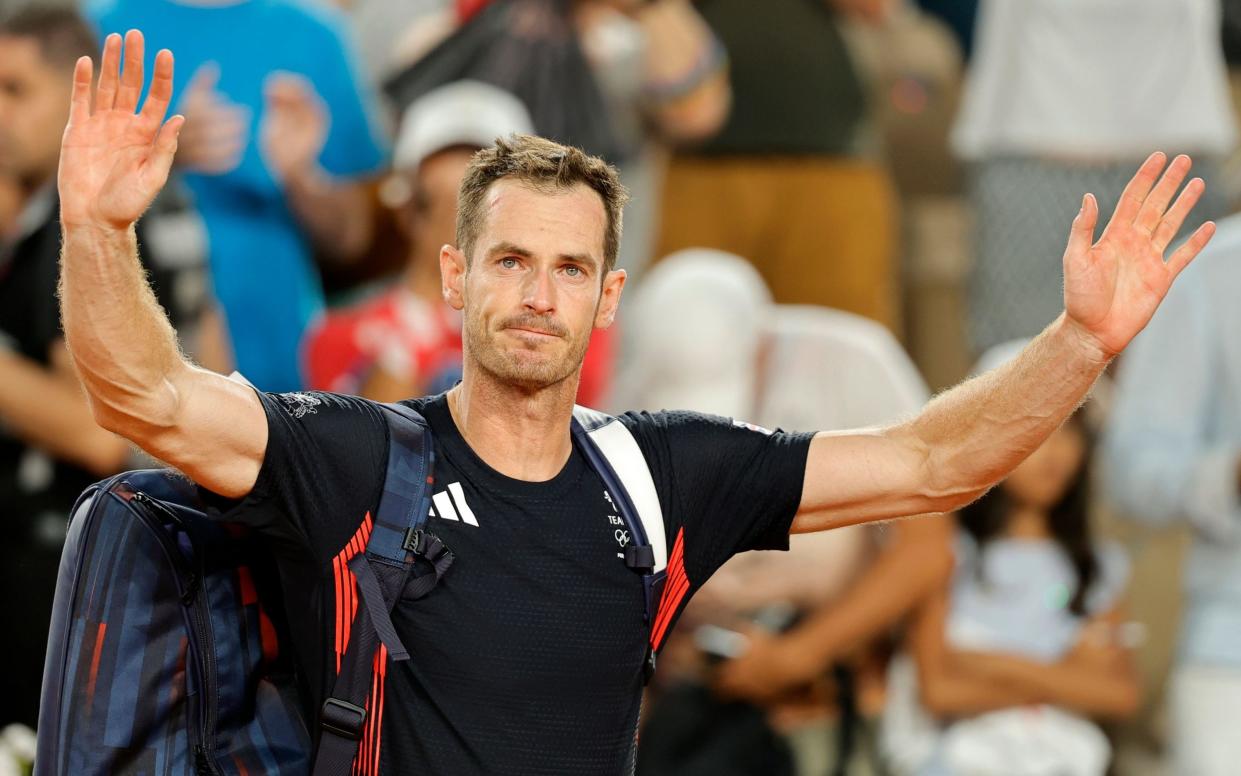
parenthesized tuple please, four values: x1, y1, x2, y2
(522, 265, 556, 315)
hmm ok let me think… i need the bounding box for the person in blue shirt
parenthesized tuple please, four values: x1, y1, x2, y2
(87, 0, 389, 391)
(1101, 216, 1241, 776)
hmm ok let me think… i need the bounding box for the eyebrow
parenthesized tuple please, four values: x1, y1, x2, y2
(487, 241, 598, 270)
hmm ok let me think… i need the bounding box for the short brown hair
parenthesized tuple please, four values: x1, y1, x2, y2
(0, 6, 98, 72)
(456, 134, 628, 273)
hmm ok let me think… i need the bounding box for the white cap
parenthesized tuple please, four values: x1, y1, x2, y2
(392, 80, 535, 174)
(622, 249, 772, 418)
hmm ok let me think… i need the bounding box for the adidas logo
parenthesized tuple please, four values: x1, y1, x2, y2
(429, 482, 479, 527)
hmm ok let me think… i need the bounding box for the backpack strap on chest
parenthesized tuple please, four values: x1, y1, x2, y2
(571, 407, 668, 683)
(314, 402, 447, 776)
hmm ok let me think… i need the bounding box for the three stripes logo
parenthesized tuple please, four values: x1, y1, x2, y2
(429, 482, 479, 527)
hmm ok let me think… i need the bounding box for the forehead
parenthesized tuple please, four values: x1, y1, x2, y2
(476, 178, 607, 266)
(0, 35, 60, 84)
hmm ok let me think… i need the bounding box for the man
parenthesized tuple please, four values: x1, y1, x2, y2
(58, 31, 1212, 774)
(87, 0, 390, 391)
(1101, 215, 1241, 776)
(304, 79, 615, 406)
(0, 8, 221, 728)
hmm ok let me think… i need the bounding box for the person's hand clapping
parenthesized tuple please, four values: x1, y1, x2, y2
(58, 30, 184, 231)
(1062, 152, 1216, 359)
(259, 72, 329, 186)
(175, 62, 249, 175)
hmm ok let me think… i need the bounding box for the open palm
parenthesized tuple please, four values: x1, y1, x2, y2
(1063, 153, 1216, 357)
(59, 30, 183, 231)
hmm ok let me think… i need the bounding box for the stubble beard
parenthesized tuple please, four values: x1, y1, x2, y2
(463, 309, 592, 391)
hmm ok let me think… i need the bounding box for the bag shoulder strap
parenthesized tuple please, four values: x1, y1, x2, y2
(314, 402, 449, 776)
(571, 406, 667, 576)
(571, 407, 670, 683)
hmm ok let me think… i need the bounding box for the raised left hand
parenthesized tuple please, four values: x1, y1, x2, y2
(259, 72, 328, 185)
(1063, 152, 1216, 357)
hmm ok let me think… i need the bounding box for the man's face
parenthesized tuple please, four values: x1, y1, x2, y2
(406, 148, 475, 263)
(442, 178, 624, 391)
(0, 36, 71, 185)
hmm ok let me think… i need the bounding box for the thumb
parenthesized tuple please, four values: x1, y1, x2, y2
(185, 61, 220, 102)
(1065, 193, 1098, 260)
(146, 114, 184, 184)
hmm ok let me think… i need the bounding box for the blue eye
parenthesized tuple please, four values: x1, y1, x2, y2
(565, 265, 582, 277)
(500, 257, 518, 269)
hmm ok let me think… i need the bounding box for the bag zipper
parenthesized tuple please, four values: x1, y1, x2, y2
(130, 490, 221, 776)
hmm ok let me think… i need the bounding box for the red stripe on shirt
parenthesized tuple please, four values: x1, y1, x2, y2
(650, 529, 689, 650)
(333, 514, 374, 673)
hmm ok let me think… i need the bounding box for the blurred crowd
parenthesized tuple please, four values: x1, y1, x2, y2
(3, 0, 1241, 774)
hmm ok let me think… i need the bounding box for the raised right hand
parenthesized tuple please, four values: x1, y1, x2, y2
(59, 30, 184, 231)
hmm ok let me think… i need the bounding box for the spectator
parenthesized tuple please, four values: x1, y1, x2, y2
(374, 0, 730, 276)
(655, 0, 902, 330)
(618, 250, 949, 772)
(881, 344, 1137, 776)
(0, 6, 219, 727)
(87, 0, 390, 391)
(954, 0, 1235, 355)
(1101, 218, 1241, 776)
(303, 81, 615, 406)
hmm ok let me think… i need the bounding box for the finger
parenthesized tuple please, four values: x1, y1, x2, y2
(115, 29, 145, 113)
(1152, 177, 1206, 252)
(1064, 193, 1098, 259)
(183, 61, 220, 105)
(69, 56, 93, 125)
(147, 114, 185, 180)
(139, 49, 175, 126)
(96, 33, 122, 112)
(1109, 151, 1166, 226)
(1167, 220, 1216, 279)
(1135, 154, 1192, 233)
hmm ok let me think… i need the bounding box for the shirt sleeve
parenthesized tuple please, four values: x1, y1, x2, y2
(199, 389, 389, 565)
(620, 411, 814, 587)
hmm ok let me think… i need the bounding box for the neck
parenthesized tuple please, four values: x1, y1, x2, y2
(446, 360, 581, 481)
(1004, 505, 1051, 539)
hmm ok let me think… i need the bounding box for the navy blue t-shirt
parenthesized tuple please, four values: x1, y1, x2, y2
(212, 390, 813, 774)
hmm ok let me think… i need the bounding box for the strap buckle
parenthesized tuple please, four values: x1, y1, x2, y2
(624, 544, 655, 573)
(320, 698, 367, 741)
(403, 527, 426, 555)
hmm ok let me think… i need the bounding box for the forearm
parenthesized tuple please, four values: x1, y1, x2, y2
(789, 518, 953, 666)
(921, 670, 1043, 717)
(284, 169, 372, 262)
(0, 347, 130, 474)
(907, 314, 1108, 508)
(60, 224, 187, 433)
(969, 653, 1139, 719)
(638, 1, 730, 141)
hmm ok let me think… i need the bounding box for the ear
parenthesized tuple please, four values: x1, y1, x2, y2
(594, 268, 626, 329)
(440, 244, 467, 311)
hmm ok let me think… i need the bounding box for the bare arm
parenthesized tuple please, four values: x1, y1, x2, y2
(59, 31, 265, 498)
(950, 606, 1141, 719)
(792, 153, 1216, 531)
(715, 515, 954, 700)
(0, 342, 130, 475)
(635, 0, 730, 142)
(911, 584, 1044, 716)
(261, 73, 373, 262)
